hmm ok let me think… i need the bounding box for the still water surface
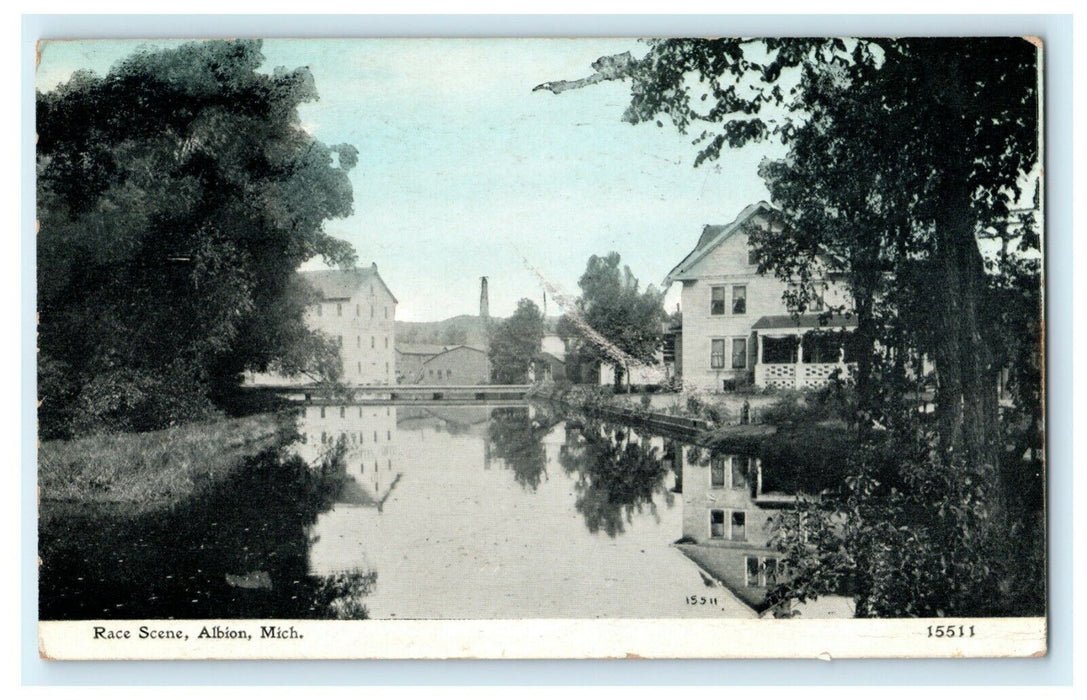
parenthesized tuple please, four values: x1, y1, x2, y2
(303, 403, 752, 618)
(39, 402, 754, 620)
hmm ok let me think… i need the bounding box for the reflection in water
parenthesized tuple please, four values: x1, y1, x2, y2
(677, 446, 854, 618)
(45, 401, 848, 621)
(558, 420, 675, 537)
(304, 403, 756, 619)
(39, 441, 375, 620)
(487, 407, 553, 492)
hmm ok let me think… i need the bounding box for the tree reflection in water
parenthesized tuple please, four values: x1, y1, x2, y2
(39, 438, 378, 620)
(487, 407, 553, 492)
(559, 419, 675, 537)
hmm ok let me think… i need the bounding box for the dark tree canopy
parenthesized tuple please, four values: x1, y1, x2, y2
(38, 39, 357, 436)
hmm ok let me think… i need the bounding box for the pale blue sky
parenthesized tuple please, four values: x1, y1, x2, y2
(37, 38, 778, 321)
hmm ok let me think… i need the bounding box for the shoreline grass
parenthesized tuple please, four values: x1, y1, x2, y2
(38, 413, 294, 510)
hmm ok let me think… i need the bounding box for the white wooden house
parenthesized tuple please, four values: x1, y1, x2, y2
(664, 202, 857, 392)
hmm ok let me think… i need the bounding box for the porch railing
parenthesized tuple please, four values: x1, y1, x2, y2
(755, 362, 854, 390)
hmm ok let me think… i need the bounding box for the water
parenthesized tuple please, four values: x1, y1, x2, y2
(39, 402, 762, 620)
(301, 402, 754, 619)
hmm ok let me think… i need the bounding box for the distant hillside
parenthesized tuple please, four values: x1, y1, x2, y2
(396, 314, 563, 348)
(396, 315, 490, 347)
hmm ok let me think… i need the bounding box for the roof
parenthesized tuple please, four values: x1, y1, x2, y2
(538, 351, 565, 364)
(751, 313, 858, 331)
(396, 343, 451, 356)
(420, 344, 488, 365)
(663, 202, 775, 286)
(299, 264, 398, 303)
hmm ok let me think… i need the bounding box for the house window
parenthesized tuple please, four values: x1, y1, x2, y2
(447, 369, 452, 378)
(370, 305, 374, 319)
(711, 339, 726, 369)
(745, 556, 784, 587)
(339, 406, 345, 418)
(337, 303, 343, 317)
(356, 304, 360, 316)
(710, 509, 726, 538)
(731, 511, 747, 541)
(745, 556, 760, 587)
(710, 286, 726, 315)
(316, 304, 322, 317)
(731, 457, 749, 490)
(732, 338, 747, 370)
(371, 336, 375, 349)
(732, 285, 747, 314)
(788, 282, 824, 312)
(320, 406, 326, 419)
(764, 557, 781, 587)
(710, 458, 726, 488)
(748, 250, 758, 266)
(384, 336, 388, 349)
(337, 335, 343, 347)
(357, 361, 361, 374)
(384, 306, 389, 319)
(357, 336, 361, 348)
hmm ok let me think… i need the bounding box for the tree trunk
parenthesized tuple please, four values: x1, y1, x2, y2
(930, 173, 1005, 527)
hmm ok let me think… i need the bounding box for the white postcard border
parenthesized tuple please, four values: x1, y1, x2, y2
(39, 617, 1046, 661)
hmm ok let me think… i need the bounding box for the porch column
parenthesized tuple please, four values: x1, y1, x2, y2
(756, 333, 764, 364)
(795, 333, 804, 388)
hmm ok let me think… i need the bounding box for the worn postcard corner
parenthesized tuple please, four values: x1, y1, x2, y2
(35, 35, 1046, 661)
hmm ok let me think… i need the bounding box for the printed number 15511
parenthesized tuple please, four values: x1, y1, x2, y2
(928, 625, 975, 638)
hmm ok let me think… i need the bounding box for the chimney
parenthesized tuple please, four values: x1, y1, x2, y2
(480, 276, 489, 320)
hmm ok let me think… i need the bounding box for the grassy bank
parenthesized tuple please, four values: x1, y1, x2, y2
(39, 413, 294, 508)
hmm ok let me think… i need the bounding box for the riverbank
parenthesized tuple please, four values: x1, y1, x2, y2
(38, 413, 294, 511)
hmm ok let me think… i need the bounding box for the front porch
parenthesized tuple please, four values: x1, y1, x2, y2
(751, 315, 858, 391)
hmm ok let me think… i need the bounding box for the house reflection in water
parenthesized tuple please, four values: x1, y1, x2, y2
(296, 403, 400, 507)
(678, 446, 854, 618)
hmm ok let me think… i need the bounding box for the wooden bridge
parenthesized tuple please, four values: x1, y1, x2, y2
(245, 383, 532, 404)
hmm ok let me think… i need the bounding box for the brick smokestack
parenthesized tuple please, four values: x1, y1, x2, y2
(479, 276, 489, 320)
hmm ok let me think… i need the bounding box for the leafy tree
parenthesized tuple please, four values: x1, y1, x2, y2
(37, 40, 357, 437)
(540, 38, 1042, 616)
(488, 299, 545, 383)
(563, 252, 667, 389)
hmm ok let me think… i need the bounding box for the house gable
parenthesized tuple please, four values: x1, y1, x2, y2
(664, 202, 775, 286)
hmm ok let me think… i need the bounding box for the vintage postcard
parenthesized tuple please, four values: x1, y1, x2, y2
(35, 36, 1046, 660)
